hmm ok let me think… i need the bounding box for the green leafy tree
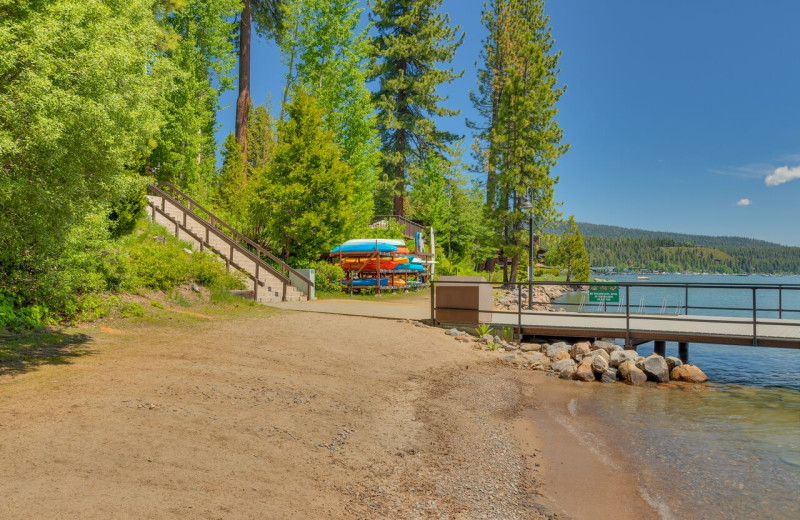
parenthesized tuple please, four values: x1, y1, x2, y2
(470, 0, 568, 282)
(408, 146, 493, 265)
(369, 0, 464, 216)
(247, 104, 278, 173)
(251, 89, 354, 261)
(147, 0, 239, 195)
(278, 0, 380, 232)
(0, 0, 170, 298)
(552, 216, 589, 282)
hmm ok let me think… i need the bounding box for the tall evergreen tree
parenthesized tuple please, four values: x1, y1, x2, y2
(278, 0, 380, 232)
(470, 0, 568, 281)
(552, 216, 589, 282)
(215, 133, 247, 221)
(251, 89, 353, 261)
(235, 0, 284, 162)
(369, 0, 464, 216)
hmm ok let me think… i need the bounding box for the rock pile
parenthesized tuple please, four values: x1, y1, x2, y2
(494, 285, 574, 312)
(436, 325, 709, 386)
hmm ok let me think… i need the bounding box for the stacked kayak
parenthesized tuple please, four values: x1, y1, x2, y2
(330, 238, 428, 291)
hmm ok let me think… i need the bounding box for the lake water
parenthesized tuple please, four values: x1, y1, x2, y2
(551, 275, 800, 519)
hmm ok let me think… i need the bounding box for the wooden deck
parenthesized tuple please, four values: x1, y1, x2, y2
(488, 311, 800, 349)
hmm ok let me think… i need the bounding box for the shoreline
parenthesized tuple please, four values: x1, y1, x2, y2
(0, 310, 669, 519)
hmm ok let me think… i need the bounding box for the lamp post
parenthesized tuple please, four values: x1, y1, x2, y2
(521, 196, 534, 310)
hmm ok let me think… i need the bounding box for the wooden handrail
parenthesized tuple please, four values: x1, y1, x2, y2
(155, 182, 314, 289)
(147, 184, 293, 288)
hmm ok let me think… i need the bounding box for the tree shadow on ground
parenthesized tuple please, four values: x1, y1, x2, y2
(0, 330, 93, 377)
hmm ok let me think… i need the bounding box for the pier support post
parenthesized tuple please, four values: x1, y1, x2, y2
(678, 342, 689, 363)
(654, 340, 666, 357)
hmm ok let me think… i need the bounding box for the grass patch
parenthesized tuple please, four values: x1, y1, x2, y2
(316, 288, 430, 301)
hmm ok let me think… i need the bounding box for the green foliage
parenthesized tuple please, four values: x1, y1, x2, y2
(122, 222, 245, 291)
(408, 148, 493, 265)
(551, 216, 590, 282)
(251, 89, 354, 262)
(108, 176, 147, 238)
(280, 0, 380, 232)
(0, 0, 169, 284)
(369, 0, 464, 214)
(147, 0, 239, 193)
(0, 292, 50, 331)
(500, 326, 515, 343)
(471, 0, 568, 281)
(302, 261, 346, 293)
(215, 133, 247, 219)
(475, 323, 494, 337)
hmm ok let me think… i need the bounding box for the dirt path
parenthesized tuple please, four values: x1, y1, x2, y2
(0, 311, 657, 519)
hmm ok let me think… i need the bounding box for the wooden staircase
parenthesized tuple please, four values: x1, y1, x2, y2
(145, 182, 312, 303)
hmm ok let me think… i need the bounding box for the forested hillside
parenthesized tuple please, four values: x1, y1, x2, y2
(577, 224, 800, 274)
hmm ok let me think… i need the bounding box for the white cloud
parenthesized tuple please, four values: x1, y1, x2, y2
(765, 165, 800, 186)
(736, 198, 751, 206)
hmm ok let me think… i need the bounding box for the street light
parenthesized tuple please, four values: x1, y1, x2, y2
(521, 196, 534, 310)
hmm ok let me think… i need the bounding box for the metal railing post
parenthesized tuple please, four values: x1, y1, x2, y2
(625, 285, 631, 348)
(517, 283, 522, 341)
(752, 287, 757, 346)
(778, 286, 783, 319)
(430, 280, 436, 325)
(684, 285, 689, 315)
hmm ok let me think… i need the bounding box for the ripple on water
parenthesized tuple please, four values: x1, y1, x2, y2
(569, 383, 800, 520)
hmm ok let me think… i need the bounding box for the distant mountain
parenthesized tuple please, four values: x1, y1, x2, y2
(565, 222, 800, 274)
(575, 222, 781, 248)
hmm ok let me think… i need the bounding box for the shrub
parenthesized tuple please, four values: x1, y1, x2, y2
(308, 261, 345, 293)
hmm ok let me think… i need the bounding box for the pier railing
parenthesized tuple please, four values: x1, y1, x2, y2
(430, 279, 800, 349)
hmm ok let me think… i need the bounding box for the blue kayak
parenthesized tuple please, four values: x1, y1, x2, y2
(393, 262, 424, 271)
(331, 243, 398, 253)
(341, 278, 389, 287)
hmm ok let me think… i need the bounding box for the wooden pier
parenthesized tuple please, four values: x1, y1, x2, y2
(432, 279, 800, 354)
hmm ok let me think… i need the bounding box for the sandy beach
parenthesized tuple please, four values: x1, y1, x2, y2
(0, 309, 660, 519)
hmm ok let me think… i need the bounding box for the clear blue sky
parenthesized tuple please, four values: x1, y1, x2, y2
(216, 0, 800, 246)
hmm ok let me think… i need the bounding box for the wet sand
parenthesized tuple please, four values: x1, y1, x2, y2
(0, 310, 660, 519)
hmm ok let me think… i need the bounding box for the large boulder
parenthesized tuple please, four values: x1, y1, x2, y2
(551, 349, 571, 362)
(666, 356, 683, 372)
(591, 355, 609, 374)
(642, 354, 670, 383)
(601, 368, 618, 383)
(609, 350, 639, 368)
(671, 364, 708, 383)
(546, 342, 570, 359)
(618, 360, 647, 385)
(573, 358, 596, 382)
(570, 342, 592, 361)
(552, 358, 577, 380)
(592, 340, 622, 354)
(584, 348, 610, 362)
(520, 343, 542, 353)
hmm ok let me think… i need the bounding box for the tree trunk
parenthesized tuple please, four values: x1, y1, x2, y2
(235, 0, 252, 165)
(509, 252, 520, 284)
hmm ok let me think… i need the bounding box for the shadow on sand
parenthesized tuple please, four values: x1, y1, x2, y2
(0, 330, 93, 376)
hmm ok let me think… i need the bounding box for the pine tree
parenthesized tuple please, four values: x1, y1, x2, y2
(235, 0, 284, 162)
(247, 104, 277, 173)
(471, 0, 568, 282)
(369, 0, 464, 216)
(252, 89, 353, 261)
(216, 133, 247, 221)
(278, 0, 380, 233)
(552, 216, 589, 282)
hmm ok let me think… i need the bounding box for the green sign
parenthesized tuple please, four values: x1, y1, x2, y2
(589, 283, 619, 303)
